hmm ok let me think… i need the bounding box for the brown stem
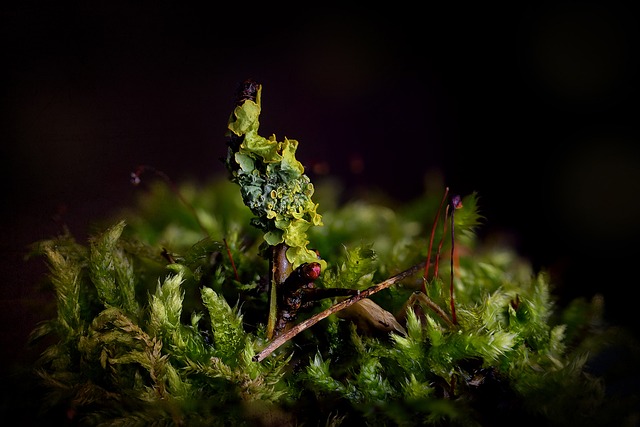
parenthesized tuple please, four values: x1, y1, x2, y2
(409, 291, 455, 328)
(267, 243, 293, 340)
(434, 205, 450, 279)
(253, 260, 426, 362)
(423, 187, 449, 292)
(450, 195, 462, 325)
(273, 243, 292, 285)
(449, 211, 457, 325)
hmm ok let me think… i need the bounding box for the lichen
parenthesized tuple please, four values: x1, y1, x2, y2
(224, 82, 325, 270)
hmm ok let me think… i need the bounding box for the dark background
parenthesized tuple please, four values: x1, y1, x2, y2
(1, 0, 639, 410)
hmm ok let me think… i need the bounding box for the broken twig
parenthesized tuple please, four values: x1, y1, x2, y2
(253, 260, 426, 362)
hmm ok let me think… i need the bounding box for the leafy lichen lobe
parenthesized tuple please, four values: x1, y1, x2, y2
(224, 81, 324, 269)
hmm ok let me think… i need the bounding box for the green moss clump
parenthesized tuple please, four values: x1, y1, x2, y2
(27, 176, 640, 426)
(25, 82, 639, 426)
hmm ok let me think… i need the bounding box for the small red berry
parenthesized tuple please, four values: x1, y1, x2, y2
(302, 262, 321, 281)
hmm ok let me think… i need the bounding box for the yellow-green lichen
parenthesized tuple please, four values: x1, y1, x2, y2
(224, 84, 325, 269)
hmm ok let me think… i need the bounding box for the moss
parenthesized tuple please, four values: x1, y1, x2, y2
(26, 81, 640, 426)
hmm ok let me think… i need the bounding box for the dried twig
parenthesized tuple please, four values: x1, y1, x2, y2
(408, 290, 456, 328)
(253, 260, 426, 362)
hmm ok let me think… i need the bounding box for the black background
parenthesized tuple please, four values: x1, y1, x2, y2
(2, 0, 640, 407)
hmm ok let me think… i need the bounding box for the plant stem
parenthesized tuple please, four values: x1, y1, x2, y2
(449, 195, 462, 325)
(449, 205, 457, 325)
(223, 238, 239, 281)
(398, 290, 455, 328)
(267, 243, 293, 340)
(423, 187, 449, 293)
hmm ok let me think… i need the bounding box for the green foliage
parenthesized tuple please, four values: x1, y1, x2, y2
(28, 219, 290, 425)
(27, 174, 640, 426)
(321, 244, 379, 291)
(200, 286, 245, 365)
(23, 78, 637, 426)
(88, 221, 140, 318)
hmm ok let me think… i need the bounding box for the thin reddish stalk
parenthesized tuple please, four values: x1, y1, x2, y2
(433, 205, 450, 279)
(422, 187, 449, 293)
(449, 195, 462, 325)
(223, 238, 239, 281)
(449, 208, 457, 325)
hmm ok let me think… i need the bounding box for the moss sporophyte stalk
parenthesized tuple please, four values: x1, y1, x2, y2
(25, 79, 640, 426)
